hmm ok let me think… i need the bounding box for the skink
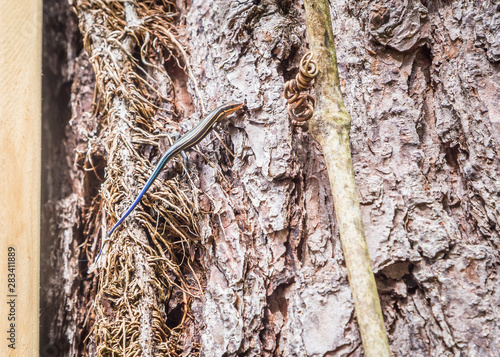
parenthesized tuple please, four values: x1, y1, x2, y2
(108, 101, 243, 236)
(91, 102, 242, 266)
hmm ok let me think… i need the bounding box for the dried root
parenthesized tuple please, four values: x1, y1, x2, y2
(72, 0, 205, 355)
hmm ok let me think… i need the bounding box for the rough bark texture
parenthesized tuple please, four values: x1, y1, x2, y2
(41, 0, 500, 356)
(41, 1, 90, 355)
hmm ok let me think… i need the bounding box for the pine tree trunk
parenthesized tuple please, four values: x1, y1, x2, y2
(41, 0, 500, 356)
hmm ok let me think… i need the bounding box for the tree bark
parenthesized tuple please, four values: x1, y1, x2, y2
(42, 0, 500, 356)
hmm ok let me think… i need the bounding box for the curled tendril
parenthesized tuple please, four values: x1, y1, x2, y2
(284, 51, 318, 123)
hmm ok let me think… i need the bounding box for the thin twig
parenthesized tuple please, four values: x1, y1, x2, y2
(302, 0, 392, 356)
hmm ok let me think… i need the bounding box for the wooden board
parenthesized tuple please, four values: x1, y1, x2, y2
(0, 0, 42, 355)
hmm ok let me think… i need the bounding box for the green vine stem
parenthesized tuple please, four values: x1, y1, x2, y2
(302, 1, 392, 356)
